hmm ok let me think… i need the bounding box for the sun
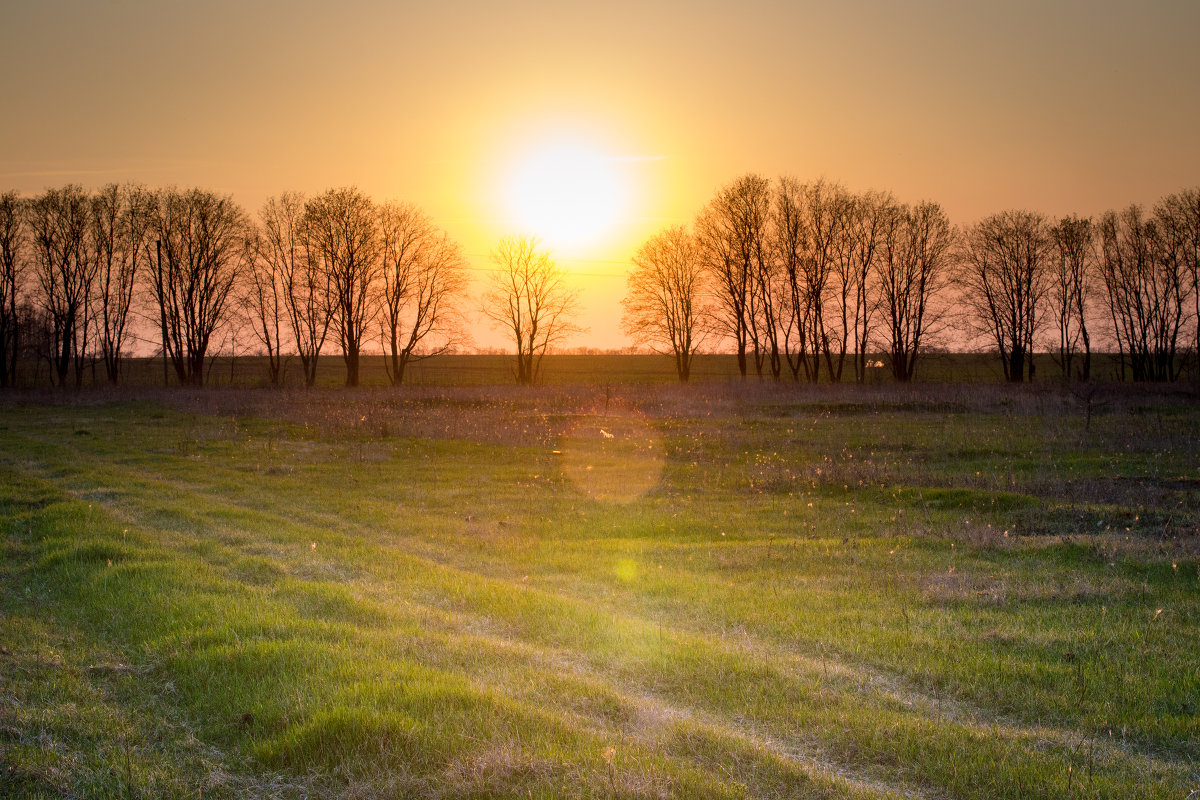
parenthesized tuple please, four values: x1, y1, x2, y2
(506, 142, 626, 249)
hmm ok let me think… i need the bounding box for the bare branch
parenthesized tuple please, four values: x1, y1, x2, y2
(481, 235, 582, 384)
(621, 226, 709, 381)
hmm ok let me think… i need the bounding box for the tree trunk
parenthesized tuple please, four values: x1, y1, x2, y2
(1007, 346, 1026, 383)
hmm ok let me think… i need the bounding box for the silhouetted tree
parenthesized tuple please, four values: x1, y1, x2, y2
(244, 219, 289, 385)
(17, 302, 53, 385)
(846, 191, 891, 382)
(1157, 188, 1200, 372)
(377, 202, 469, 385)
(257, 192, 331, 387)
(26, 185, 95, 387)
(773, 181, 895, 383)
(481, 235, 581, 384)
(305, 188, 379, 387)
(773, 177, 811, 380)
(735, 175, 781, 379)
(621, 226, 709, 382)
(877, 202, 954, 382)
(960, 211, 1051, 382)
(1098, 205, 1189, 381)
(805, 180, 855, 382)
(1048, 215, 1094, 380)
(148, 188, 251, 386)
(771, 179, 857, 383)
(0, 192, 25, 387)
(696, 175, 769, 378)
(91, 183, 152, 384)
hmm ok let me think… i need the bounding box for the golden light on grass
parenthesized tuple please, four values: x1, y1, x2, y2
(558, 408, 664, 504)
(614, 558, 639, 583)
(505, 142, 627, 249)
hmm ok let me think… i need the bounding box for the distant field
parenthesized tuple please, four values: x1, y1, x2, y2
(1, 381, 1198, 798)
(8, 350, 1161, 389)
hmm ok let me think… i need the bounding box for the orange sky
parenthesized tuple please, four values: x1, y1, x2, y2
(3, 0, 1198, 350)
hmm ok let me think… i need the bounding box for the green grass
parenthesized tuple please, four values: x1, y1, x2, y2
(1, 382, 1197, 798)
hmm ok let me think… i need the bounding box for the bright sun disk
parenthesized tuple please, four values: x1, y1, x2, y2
(507, 143, 625, 248)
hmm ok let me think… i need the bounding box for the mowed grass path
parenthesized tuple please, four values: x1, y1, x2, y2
(1, 384, 1197, 798)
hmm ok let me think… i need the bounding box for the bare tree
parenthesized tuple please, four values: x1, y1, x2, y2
(148, 188, 251, 386)
(18, 301, 54, 385)
(305, 188, 379, 387)
(481, 235, 581, 384)
(244, 220, 289, 385)
(621, 226, 709, 382)
(25, 185, 95, 387)
(773, 176, 810, 380)
(877, 202, 954, 382)
(815, 181, 858, 382)
(0, 192, 25, 387)
(696, 175, 771, 378)
(1097, 205, 1189, 381)
(774, 179, 854, 383)
(377, 201, 469, 385)
(256, 192, 331, 387)
(772, 179, 883, 383)
(1048, 215, 1094, 381)
(91, 184, 152, 384)
(1157, 188, 1200, 372)
(959, 210, 1051, 382)
(735, 175, 781, 379)
(800, 180, 838, 382)
(846, 191, 891, 382)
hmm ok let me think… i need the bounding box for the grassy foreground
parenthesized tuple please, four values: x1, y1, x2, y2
(1, 382, 1197, 798)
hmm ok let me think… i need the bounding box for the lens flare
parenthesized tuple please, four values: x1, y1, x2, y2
(558, 409, 664, 504)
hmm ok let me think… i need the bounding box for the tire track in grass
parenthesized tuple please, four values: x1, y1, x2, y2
(6, 480, 922, 798)
(70, 470, 1194, 798)
(8, 429, 1194, 798)
(326, 603, 939, 800)
(7, 442, 942, 798)
(324, 497, 1194, 788)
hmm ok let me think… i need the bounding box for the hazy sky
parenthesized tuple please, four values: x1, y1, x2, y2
(3, 0, 1198, 349)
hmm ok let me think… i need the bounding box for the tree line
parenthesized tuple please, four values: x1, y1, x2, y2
(622, 175, 1200, 383)
(1, 179, 1198, 389)
(0, 185, 478, 388)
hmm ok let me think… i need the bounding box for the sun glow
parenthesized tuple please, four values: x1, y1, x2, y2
(506, 143, 627, 249)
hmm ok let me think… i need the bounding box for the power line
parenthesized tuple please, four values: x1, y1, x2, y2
(460, 265, 628, 280)
(463, 252, 630, 265)
(460, 256, 631, 280)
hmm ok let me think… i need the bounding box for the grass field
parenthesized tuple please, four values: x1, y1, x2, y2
(1, 376, 1198, 798)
